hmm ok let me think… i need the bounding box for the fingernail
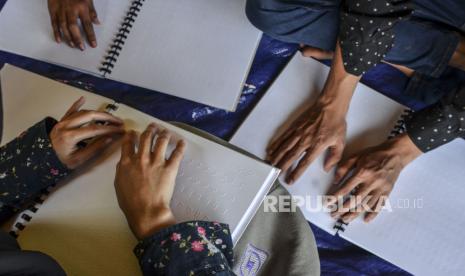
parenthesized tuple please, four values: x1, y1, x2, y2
(91, 41, 97, 48)
(79, 43, 85, 51)
(56, 37, 61, 43)
(70, 41, 75, 48)
(105, 137, 113, 143)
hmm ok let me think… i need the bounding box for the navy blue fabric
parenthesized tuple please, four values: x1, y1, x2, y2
(245, 0, 342, 51)
(246, 0, 463, 80)
(1, 0, 461, 275)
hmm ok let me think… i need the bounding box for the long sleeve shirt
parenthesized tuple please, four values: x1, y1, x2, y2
(337, 0, 464, 152)
(339, 0, 413, 76)
(406, 86, 465, 152)
(0, 118, 235, 275)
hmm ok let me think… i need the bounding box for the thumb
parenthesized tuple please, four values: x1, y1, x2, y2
(70, 135, 116, 169)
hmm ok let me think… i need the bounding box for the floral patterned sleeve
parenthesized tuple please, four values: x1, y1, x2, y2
(0, 118, 70, 223)
(134, 221, 235, 276)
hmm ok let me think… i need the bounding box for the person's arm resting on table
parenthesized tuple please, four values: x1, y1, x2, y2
(267, 44, 359, 184)
(0, 97, 124, 225)
(267, 0, 412, 184)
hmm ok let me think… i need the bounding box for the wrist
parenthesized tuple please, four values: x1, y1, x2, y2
(132, 207, 176, 240)
(316, 42, 361, 115)
(317, 89, 351, 117)
(388, 134, 422, 168)
(318, 75, 359, 117)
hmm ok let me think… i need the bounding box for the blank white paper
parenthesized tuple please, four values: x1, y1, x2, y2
(108, 0, 261, 111)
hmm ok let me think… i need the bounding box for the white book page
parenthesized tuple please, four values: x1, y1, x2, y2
(1, 64, 277, 275)
(108, 0, 261, 111)
(230, 54, 405, 235)
(0, 0, 130, 75)
(116, 105, 279, 245)
(1, 64, 140, 276)
(342, 139, 465, 275)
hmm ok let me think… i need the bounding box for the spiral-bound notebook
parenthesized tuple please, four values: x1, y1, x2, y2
(0, 64, 279, 276)
(231, 54, 465, 275)
(0, 0, 260, 111)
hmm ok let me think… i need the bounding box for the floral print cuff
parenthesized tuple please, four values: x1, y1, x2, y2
(134, 221, 234, 275)
(0, 118, 70, 208)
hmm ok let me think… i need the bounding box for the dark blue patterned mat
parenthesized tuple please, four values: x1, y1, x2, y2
(2, 0, 454, 274)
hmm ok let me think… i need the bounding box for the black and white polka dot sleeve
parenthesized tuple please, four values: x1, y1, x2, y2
(406, 87, 465, 152)
(339, 0, 413, 76)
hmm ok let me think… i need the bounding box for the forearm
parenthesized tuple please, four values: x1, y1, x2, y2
(318, 43, 361, 116)
(0, 118, 70, 210)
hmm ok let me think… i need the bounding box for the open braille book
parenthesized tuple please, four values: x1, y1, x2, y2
(0, 64, 279, 276)
(0, 0, 261, 111)
(231, 54, 465, 276)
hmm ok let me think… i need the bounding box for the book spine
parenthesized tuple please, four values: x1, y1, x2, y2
(99, 0, 146, 76)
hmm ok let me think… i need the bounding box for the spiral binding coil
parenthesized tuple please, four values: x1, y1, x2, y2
(9, 104, 120, 238)
(332, 109, 413, 235)
(333, 219, 349, 234)
(388, 109, 413, 139)
(99, 0, 146, 76)
(9, 185, 56, 238)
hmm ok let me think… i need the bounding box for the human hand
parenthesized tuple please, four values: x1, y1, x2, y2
(328, 134, 422, 223)
(50, 97, 124, 170)
(266, 99, 347, 184)
(48, 0, 100, 50)
(115, 124, 187, 240)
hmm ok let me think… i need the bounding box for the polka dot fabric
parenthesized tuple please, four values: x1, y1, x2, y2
(339, 0, 413, 76)
(406, 87, 465, 152)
